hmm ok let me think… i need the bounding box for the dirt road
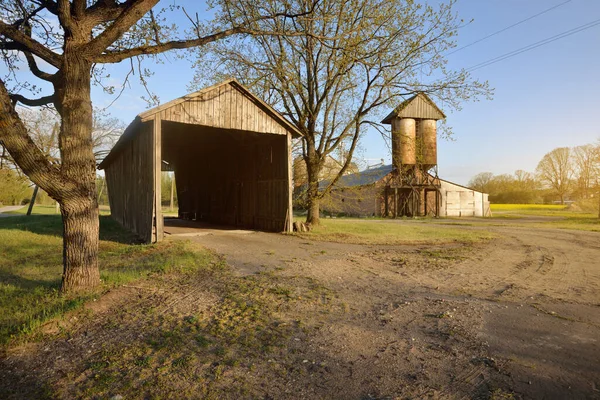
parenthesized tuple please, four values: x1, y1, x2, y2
(184, 219, 600, 399)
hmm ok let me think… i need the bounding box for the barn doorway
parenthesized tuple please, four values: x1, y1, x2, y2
(160, 121, 288, 233)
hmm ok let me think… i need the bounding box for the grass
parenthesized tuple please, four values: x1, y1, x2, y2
(5, 204, 58, 215)
(294, 218, 495, 245)
(0, 214, 211, 346)
(489, 204, 600, 231)
(490, 203, 596, 217)
(536, 216, 600, 232)
(0, 213, 332, 398)
(5, 204, 111, 216)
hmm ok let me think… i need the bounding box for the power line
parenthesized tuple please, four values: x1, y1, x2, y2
(448, 0, 573, 56)
(466, 17, 600, 73)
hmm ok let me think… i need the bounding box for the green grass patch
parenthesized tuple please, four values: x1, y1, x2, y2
(6, 204, 112, 216)
(536, 216, 600, 232)
(5, 205, 58, 215)
(490, 203, 595, 217)
(61, 255, 325, 399)
(0, 214, 211, 346)
(294, 218, 495, 245)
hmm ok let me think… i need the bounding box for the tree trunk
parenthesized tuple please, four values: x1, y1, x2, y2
(55, 50, 101, 293)
(305, 145, 321, 225)
(60, 198, 100, 293)
(307, 195, 320, 225)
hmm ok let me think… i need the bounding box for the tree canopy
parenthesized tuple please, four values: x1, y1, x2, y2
(194, 0, 491, 224)
(0, 0, 317, 293)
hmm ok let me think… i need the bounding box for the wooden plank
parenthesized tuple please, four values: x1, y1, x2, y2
(285, 133, 293, 232)
(153, 116, 163, 242)
(213, 86, 221, 128)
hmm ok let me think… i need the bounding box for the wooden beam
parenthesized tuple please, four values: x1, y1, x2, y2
(285, 132, 293, 232)
(153, 116, 164, 242)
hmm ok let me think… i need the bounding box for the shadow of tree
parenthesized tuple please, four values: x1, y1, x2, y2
(0, 214, 141, 244)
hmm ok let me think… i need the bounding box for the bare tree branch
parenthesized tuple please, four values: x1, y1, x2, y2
(85, 0, 160, 57)
(10, 93, 55, 106)
(0, 20, 62, 67)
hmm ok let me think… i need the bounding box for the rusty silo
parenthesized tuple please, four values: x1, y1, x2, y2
(391, 117, 416, 169)
(419, 119, 437, 168)
(381, 93, 445, 217)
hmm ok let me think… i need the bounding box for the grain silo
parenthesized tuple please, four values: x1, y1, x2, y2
(381, 93, 445, 217)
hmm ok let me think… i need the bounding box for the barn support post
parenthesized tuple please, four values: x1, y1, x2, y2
(285, 132, 293, 232)
(394, 188, 398, 218)
(153, 116, 164, 242)
(384, 187, 389, 217)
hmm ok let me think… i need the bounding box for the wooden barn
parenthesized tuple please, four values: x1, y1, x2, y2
(98, 79, 302, 243)
(320, 164, 491, 218)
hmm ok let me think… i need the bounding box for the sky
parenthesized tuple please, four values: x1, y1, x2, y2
(5, 0, 600, 186)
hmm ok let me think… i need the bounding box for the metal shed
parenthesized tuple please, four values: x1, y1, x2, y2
(98, 79, 302, 243)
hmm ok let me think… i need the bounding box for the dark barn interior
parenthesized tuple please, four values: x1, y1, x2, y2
(162, 121, 289, 231)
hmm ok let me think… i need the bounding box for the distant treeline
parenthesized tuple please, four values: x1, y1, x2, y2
(469, 142, 599, 205)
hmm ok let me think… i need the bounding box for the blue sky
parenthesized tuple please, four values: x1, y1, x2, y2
(7, 0, 600, 185)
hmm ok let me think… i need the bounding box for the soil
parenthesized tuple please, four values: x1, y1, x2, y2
(1, 217, 599, 399)
(173, 218, 600, 399)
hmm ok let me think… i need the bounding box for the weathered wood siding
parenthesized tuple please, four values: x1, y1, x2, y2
(105, 121, 155, 242)
(145, 83, 288, 136)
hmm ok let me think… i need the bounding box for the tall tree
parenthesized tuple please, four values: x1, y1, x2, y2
(468, 172, 494, 193)
(536, 147, 574, 204)
(572, 144, 599, 199)
(0, 0, 313, 293)
(194, 0, 491, 224)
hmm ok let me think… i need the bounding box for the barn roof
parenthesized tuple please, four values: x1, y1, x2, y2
(381, 93, 446, 124)
(323, 164, 486, 193)
(99, 79, 302, 169)
(320, 164, 393, 188)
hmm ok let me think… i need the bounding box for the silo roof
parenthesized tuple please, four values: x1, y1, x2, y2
(381, 93, 446, 124)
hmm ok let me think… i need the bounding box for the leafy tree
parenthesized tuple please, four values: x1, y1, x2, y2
(0, 0, 313, 293)
(536, 147, 574, 204)
(195, 0, 491, 225)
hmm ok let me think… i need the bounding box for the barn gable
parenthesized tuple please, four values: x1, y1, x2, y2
(381, 93, 446, 123)
(138, 79, 301, 137)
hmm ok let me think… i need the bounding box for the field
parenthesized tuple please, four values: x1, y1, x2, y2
(1, 207, 599, 399)
(488, 203, 600, 231)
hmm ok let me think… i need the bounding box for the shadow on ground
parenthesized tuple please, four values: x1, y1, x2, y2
(0, 215, 141, 244)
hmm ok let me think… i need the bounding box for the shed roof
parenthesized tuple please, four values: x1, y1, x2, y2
(381, 93, 446, 124)
(319, 164, 393, 188)
(99, 79, 302, 169)
(324, 164, 487, 194)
